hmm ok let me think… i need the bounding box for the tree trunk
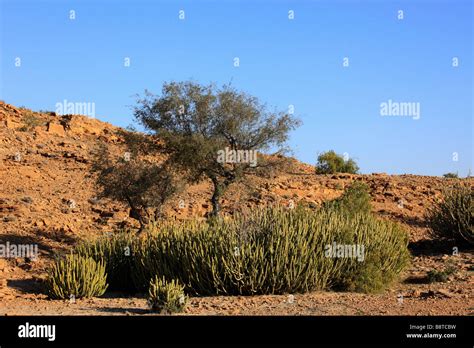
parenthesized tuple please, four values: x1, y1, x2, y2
(129, 207, 149, 233)
(126, 197, 149, 233)
(210, 177, 224, 218)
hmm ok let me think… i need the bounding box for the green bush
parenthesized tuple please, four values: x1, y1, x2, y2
(75, 232, 138, 292)
(324, 182, 372, 216)
(315, 150, 359, 174)
(133, 208, 342, 295)
(442, 172, 459, 179)
(427, 269, 453, 283)
(45, 254, 108, 299)
(65, 206, 409, 296)
(330, 213, 410, 292)
(19, 112, 44, 132)
(426, 185, 473, 245)
(133, 206, 409, 295)
(148, 276, 187, 313)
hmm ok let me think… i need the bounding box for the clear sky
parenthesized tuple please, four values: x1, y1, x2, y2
(1, 0, 472, 175)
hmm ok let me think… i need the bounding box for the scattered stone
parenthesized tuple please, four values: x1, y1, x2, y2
(20, 196, 33, 204)
(0, 204, 19, 213)
(420, 290, 437, 298)
(62, 198, 77, 209)
(437, 289, 454, 298)
(46, 121, 65, 135)
(13, 153, 22, 162)
(3, 216, 17, 222)
(99, 211, 114, 218)
(88, 197, 101, 205)
(39, 152, 57, 158)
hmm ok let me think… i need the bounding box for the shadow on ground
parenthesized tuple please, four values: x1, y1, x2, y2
(408, 238, 461, 256)
(93, 306, 151, 315)
(7, 278, 44, 294)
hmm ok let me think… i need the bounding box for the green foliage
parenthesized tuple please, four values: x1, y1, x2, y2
(426, 185, 473, 245)
(443, 172, 459, 179)
(132, 206, 409, 295)
(133, 81, 301, 216)
(148, 276, 187, 313)
(65, 207, 409, 297)
(75, 233, 137, 292)
(19, 112, 44, 132)
(315, 150, 359, 174)
(324, 182, 372, 216)
(330, 214, 410, 293)
(45, 254, 108, 299)
(91, 144, 180, 230)
(427, 263, 457, 283)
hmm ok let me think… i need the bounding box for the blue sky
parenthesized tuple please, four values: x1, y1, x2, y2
(1, 0, 472, 175)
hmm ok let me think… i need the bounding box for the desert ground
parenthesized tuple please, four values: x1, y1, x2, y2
(0, 101, 472, 315)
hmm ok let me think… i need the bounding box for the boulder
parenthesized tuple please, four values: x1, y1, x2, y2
(46, 122, 65, 136)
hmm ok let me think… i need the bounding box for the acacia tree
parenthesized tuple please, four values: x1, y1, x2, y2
(133, 81, 300, 217)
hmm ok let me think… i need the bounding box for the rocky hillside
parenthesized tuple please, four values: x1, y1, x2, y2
(0, 101, 473, 258)
(1, 101, 473, 315)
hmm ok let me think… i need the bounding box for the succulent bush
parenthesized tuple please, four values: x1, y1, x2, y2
(134, 208, 342, 295)
(45, 254, 108, 299)
(65, 205, 410, 296)
(426, 185, 473, 245)
(133, 206, 409, 295)
(330, 213, 410, 292)
(75, 232, 138, 292)
(148, 276, 187, 313)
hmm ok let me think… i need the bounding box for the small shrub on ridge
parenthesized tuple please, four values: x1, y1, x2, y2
(324, 182, 372, 216)
(315, 150, 359, 174)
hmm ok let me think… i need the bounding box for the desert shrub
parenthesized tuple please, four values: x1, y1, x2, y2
(148, 276, 187, 313)
(45, 254, 108, 299)
(75, 232, 138, 292)
(427, 260, 457, 283)
(19, 113, 44, 132)
(324, 182, 372, 216)
(133, 208, 342, 294)
(67, 206, 409, 296)
(426, 185, 473, 245)
(133, 206, 409, 295)
(443, 172, 458, 179)
(91, 144, 181, 231)
(427, 270, 448, 283)
(330, 213, 410, 292)
(315, 150, 359, 174)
